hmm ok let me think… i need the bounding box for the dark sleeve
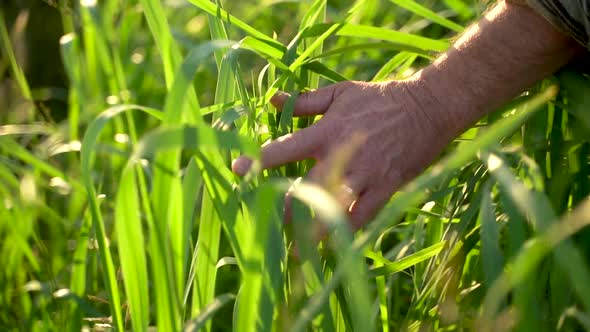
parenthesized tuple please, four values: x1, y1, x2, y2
(509, 0, 590, 49)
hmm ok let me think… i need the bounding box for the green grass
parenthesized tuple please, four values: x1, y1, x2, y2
(1, 0, 590, 331)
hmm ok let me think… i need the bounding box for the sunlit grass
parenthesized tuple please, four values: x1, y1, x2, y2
(1, 1, 590, 331)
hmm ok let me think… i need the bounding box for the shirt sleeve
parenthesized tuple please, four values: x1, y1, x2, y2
(509, 0, 590, 49)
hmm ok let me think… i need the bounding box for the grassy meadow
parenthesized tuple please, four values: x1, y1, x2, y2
(2, 0, 590, 331)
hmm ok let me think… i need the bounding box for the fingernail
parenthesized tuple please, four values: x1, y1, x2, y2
(231, 157, 252, 176)
(274, 91, 290, 98)
(270, 91, 289, 105)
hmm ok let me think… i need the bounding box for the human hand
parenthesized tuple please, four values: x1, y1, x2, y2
(231, 1, 583, 229)
(232, 79, 454, 228)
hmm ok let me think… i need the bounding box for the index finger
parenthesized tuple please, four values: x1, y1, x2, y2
(271, 84, 339, 117)
(232, 123, 325, 175)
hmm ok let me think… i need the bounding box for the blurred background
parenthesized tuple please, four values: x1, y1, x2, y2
(0, 0, 483, 125)
(6, 1, 590, 332)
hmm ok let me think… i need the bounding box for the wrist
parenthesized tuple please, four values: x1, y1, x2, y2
(379, 77, 459, 148)
(396, 76, 460, 142)
(407, 66, 483, 139)
(406, 1, 582, 138)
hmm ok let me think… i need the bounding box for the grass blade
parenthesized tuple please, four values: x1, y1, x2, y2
(479, 181, 504, 288)
(115, 167, 149, 332)
(184, 294, 236, 332)
(367, 242, 445, 278)
(388, 0, 464, 32)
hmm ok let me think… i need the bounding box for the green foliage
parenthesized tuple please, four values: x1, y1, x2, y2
(1, 1, 590, 331)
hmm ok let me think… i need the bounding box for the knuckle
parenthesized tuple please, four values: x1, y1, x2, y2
(285, 133, 304, 154)
(335, 81, 355, 95)
(338, 80, 355, 89)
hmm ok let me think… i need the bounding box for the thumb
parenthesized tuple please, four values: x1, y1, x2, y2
(270, 83, 342, 116)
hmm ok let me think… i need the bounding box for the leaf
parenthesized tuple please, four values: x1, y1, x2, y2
(557, 70, 590, 133)
(184, 294, 236, 332)
(479, 181, 504, 287)
(235, 184, 281, 332)
(0, 10, 32, 99)
(302, 23, 449, 52)
(115, 167, 149, 332)
(482, 152, 590, 323)
(388, 0, 464, 32)
(367, 242, 445, 278)
(132, 125, 258, 161)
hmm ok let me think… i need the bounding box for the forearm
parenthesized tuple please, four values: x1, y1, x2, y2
(411, 0, 584, 137)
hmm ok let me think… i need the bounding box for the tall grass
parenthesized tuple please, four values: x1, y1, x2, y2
(1, 0, 590, 331)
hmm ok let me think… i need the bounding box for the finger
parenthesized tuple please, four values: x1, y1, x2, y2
(290, 171, 366, 244)
(231, 157, 253, 176)
(305, 160, 327, 183)
(305, 160, 368, 211)
(231, 124, 325, 176)
(261, 124, 325, 170)
(307, 164, 367, 216)
(284, 191, 293, 225)
(290, 163, 327, 222)
(283, 177, 304, 225)
(337, 176, 366, 211)
(270, 84, 340, 116)
(349, 188, 392, 230)
(284, 162, 328, 225)
(287, 163, 330, 242)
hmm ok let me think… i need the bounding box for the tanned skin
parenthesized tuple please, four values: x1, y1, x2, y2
(232, 1, 584, 227)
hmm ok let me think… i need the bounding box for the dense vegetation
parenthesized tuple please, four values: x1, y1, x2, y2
(2, 0, 590, 331)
